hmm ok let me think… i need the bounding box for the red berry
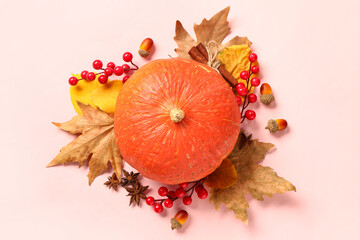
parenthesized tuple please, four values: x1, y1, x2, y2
(236, 82, 246, 91)
(80, 70, 89, 80)
(168, 191, 177, 199)
(179, 182, 188, 188)
(235, 96, 242, 105)
(123, 75, 130, 83)
(158, 186, 168, 197)
(197, 188, 208, 199)
(114, 66, 124, 76)
(183, 196, 192, 205)
(123, 52, 133, 62)
(249, 53, 258, 62)
(175, 188, 185, 198)
(98, 75, 108, 84)
(163, 199, 173, 208)
(68, 76, 78, 86)
(237, 87, 248, 97)
(240, 70, 249, 80)
(86, 72, 96, 81)
(154, 204, 163, 213)
(195, 185, 203, 193)
(122, 64, 130, 73)
(251, 77, 260, 87)
(92, 60, 103, 70)
(146, 196, 155, 206)
(107, 62, 115, 69)
(248, 93, 257, 103)
(245, 110, 256, 120)
(104, 67, 114, 76)
(251, 65, 259, 74)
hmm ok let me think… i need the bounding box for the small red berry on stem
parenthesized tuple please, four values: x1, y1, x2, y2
(122, 64, 130, 73)
(104, 67, 114, 76)
(251, 65, 259, 74)
(98, 75, 108, 84)
(237, 87, 248, 97)
(249, 53, 258, 62)
(236, 83, 245, 91)
(164, 199, 173, 208)
(251, 77, 260, 87)
(195, 185, 203, 193)
(245, 110, 256, 120)
(240, 70, 249, 80)
(168, 191, 176, 199)
(107, 62, 115, 69)
(158, 186, 168, 197)
(114, 66, 124, 76)
(86, 72, 96, 81)
(92, 60, 103, 70)
(183, 196, 192, 205)
(81, 70, 89, 80)
(179, 182, 188, 188)
(235, 96, 242, 105)
(175, 188, 185, 198)
(248, 93, 257, 103)
(197, 188, 208, 199)
(123, 52, 133, 62)
(154, 204, 163, 213)
(123, 76, 130, 83)
(146, 196, 155, 206)
(68, 77, 78, 86)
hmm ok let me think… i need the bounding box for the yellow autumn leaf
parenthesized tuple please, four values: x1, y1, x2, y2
(204, 158, 238, 189)
(70, 74, 100, 114)
(91, 80, 123, 114)
(217, 45, 259, 93)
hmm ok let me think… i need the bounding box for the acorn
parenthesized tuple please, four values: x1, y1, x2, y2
(170, 210, 188, 230)
(138, 38, 154, 57)
(260, 83, 274, 104)
(265, 119, 288, 133)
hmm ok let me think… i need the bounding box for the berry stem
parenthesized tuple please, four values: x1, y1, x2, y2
(130, 61, 139, 69)
(240, 62, 254, 122)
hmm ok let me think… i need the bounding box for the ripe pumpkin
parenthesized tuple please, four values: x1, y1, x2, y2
(114, 58, 241, 184)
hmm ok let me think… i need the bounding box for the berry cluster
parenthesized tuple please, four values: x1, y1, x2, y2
(68, 52, 139, 86)
(146, 179, 208, 213)
(235, 53, 261, 122)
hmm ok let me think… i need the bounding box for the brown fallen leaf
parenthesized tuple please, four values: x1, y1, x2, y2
(209, 133, 296, 225)
(174, 6, 252, 59)
(204, 158, 238, 189)
(48, 102, 122, 185)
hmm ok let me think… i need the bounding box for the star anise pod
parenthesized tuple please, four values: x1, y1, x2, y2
(125, 183, 149, 206)
(104, 173, 121, 191)
(238, 131, 252, 150)
(121, 170, 140, 186)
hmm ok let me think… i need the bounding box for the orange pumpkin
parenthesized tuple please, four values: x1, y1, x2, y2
(114, 58, 241, 184)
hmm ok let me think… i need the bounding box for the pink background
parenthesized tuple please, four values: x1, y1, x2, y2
(1, 0, 360, 239)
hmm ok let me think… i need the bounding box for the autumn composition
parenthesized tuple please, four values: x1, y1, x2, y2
(49, 7, 295, 228)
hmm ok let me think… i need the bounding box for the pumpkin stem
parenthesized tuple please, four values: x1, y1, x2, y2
(170, 108, 185, 123)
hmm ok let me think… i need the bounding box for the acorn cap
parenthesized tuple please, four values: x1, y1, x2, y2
(138, 49, 150, 57)
(170, 218, 183, 230)
(260, 94, 274, 105)
(265, 119, 279, 133)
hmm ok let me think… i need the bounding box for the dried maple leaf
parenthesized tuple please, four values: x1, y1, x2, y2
(48, 102, 122, 185)
(174, 7, 252, 58)
(209, 134, 296, 225)
(204, 158, 238, 189)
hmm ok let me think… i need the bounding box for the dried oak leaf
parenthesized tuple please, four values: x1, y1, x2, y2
(209, 136, 296, 225)
(204, 158, 238, 189)
(48, 102, 122, 185)
(174, 6, 252, 59)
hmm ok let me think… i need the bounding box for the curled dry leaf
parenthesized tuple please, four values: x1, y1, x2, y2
(48, 102, 122, 185)
(204, 158, 238, 189)
(209, 134, 296, 225)
(174, 6, 252, 59)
